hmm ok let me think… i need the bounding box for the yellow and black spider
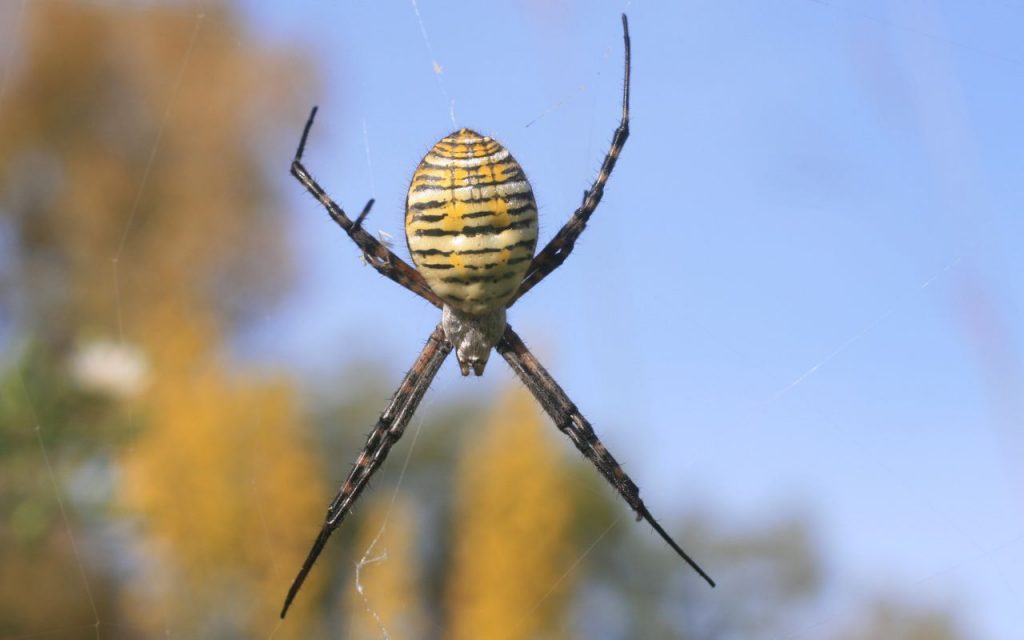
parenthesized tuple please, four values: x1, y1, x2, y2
(281, 14, 714, 618)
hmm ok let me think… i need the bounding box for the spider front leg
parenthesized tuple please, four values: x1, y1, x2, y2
(281, 324, 452, 618)
(510, 14, 631, 305)
(292, 106, 444, 308)
(497, 325, 715, 587)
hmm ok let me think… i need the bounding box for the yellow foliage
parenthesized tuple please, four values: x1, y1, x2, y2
(119, 312, 326, 635)
(0, 1, 323, 635)
(0, 1, 302, 335)
(446, 386, 576, 640)
(344, 495, 427, 639)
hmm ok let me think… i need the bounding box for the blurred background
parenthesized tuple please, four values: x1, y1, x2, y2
(1, 1, 1021, 638)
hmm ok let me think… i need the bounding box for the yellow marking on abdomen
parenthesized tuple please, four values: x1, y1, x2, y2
(406, 128, 538, 315)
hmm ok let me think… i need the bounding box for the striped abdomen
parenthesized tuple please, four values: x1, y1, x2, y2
(406, 129, 538, 315)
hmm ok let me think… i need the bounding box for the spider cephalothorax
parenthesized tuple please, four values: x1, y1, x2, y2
(440, 304, 506, 376)
(280, 15, 714, 619)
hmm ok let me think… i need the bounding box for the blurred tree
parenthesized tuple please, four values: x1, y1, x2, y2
(0, 346, 121, 636)
(343, 495, 427, 639)
(558, 490, 821, 638)
(683, 515, 822, 638)
(833, 598, 965, 640)
(0, 1, 322, 636)
(118, 360, 325, 637)
(445, 386, 576, 640)
(0, 2, 293, 342)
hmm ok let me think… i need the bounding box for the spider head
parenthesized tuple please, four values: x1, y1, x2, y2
(442, 305, 506, 377)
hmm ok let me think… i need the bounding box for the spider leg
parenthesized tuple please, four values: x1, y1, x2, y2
(509, 14, 631, 305)
(280, 324, 452, 618)
(292, 107, 444, 308)
(496, 325, 715, 588)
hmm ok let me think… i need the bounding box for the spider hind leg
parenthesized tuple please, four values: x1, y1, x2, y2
(280, 324, 452, 618)
(497, 325, 715, 588)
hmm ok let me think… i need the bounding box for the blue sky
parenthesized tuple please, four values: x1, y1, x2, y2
(239, 1, 1023, 636)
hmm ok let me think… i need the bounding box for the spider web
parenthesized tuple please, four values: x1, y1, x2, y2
(5, 1, 1023, 638)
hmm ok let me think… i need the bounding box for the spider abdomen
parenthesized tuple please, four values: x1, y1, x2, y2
(406, 129, 538, 315)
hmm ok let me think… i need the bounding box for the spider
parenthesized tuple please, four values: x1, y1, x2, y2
(280, 14, 714, 618)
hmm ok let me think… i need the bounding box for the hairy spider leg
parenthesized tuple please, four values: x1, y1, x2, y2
(509, 14, 631, 306)
(292, 106, 444, 308)
(497, 325, 715, 588)
(280, 325, 452, 618)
